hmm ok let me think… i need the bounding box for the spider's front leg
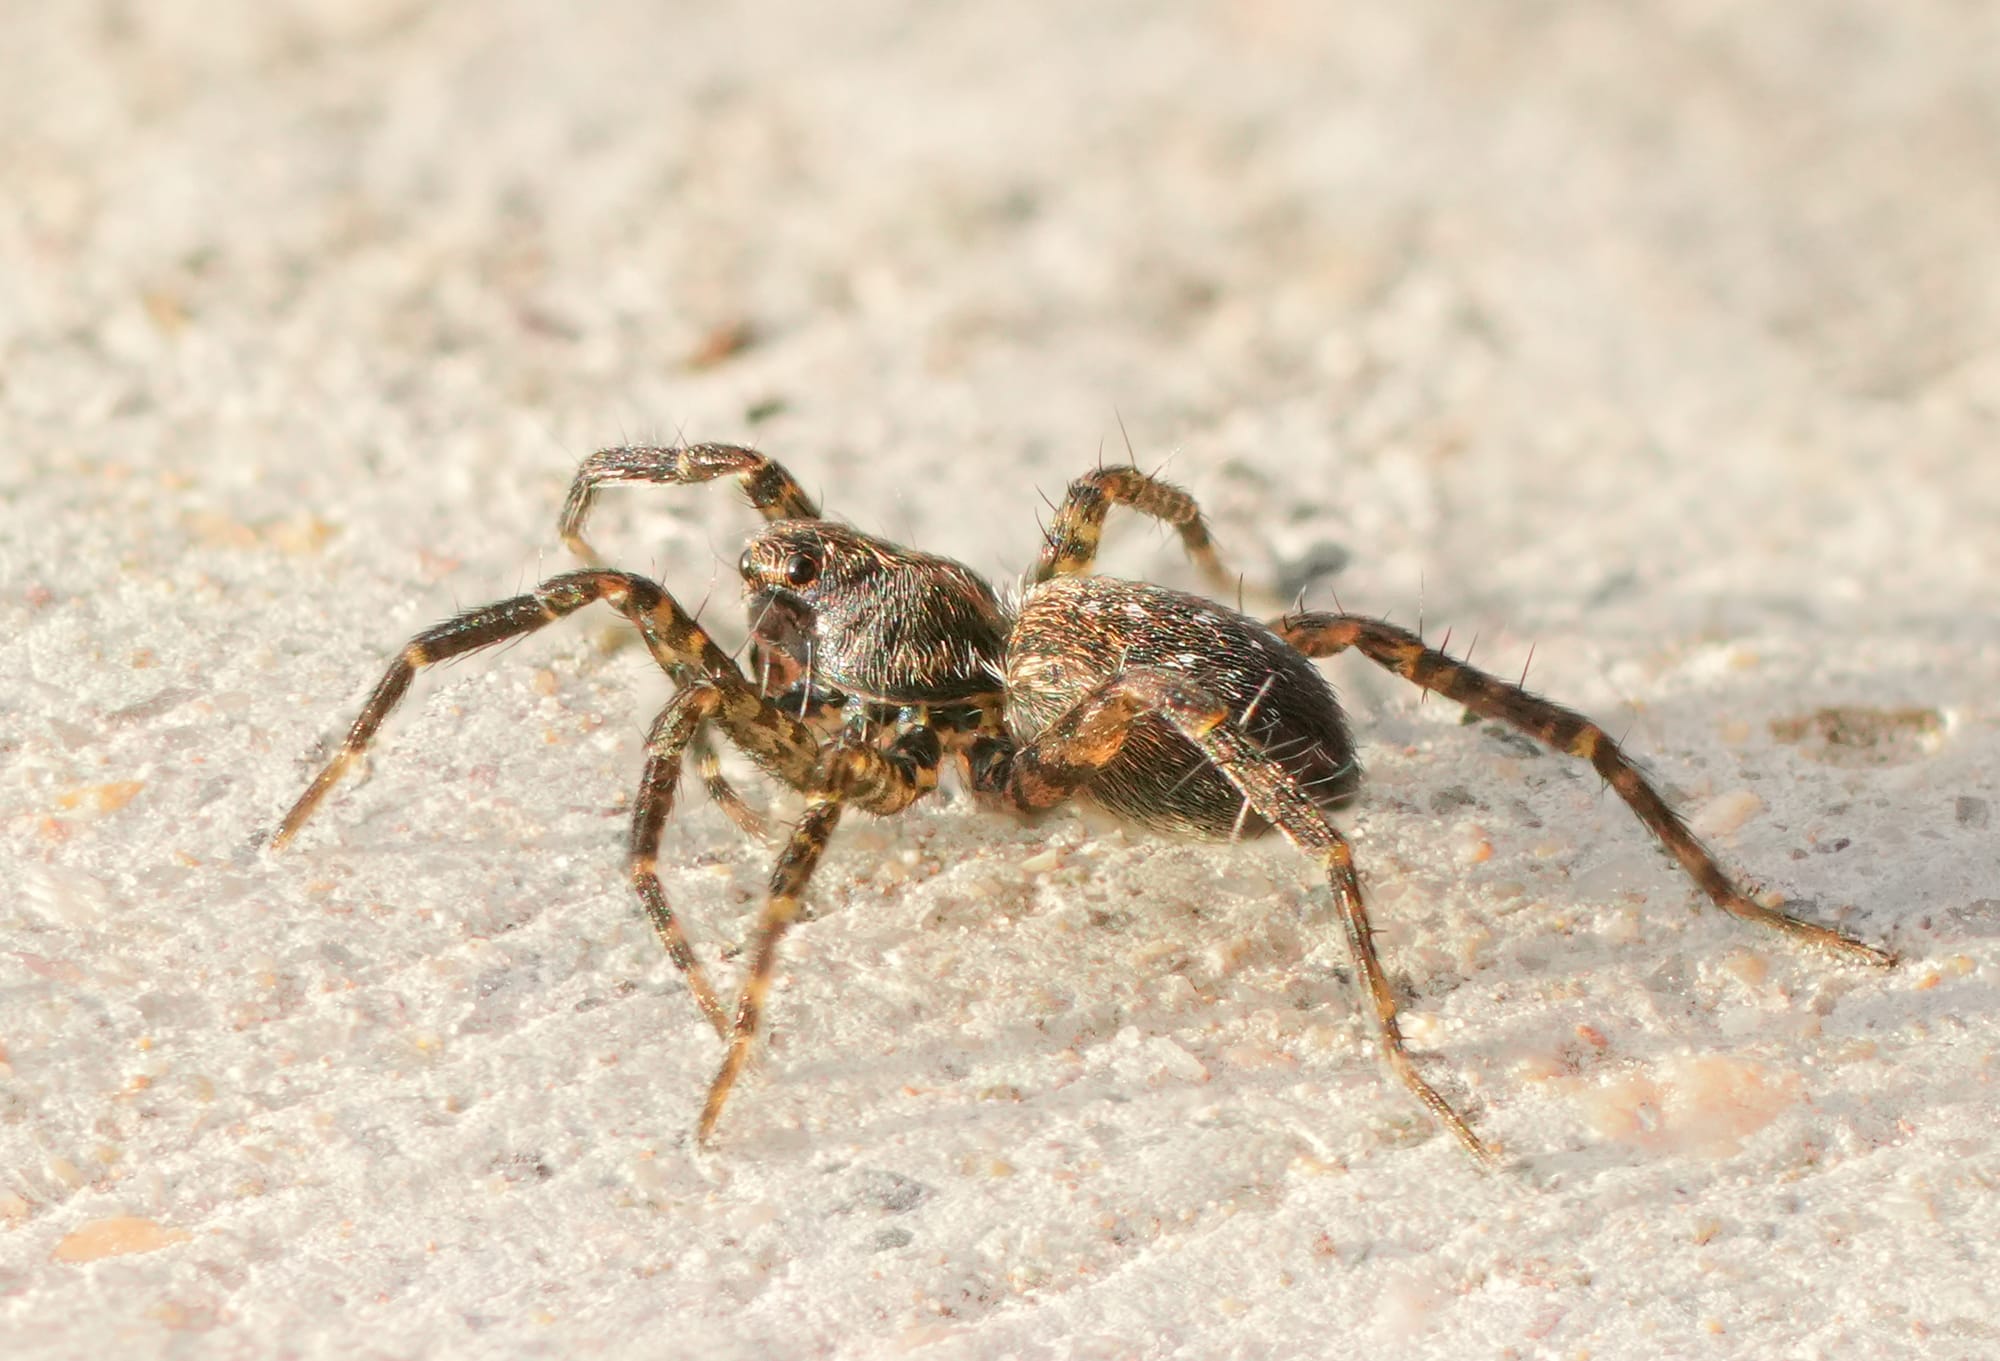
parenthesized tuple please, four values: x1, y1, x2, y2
(1274, 613, 1895, 967)
(559, 443, 820, 564)
(1033, 465, 1234, 592)
(273, 567, 837, 1039)
(698, 726, 944, 1145)
(971, 669, 1497, 1164)
(556, 443, 821, 819)
(273, 569, 741, 847)
(629, 687, 751, 1039)
(628, 682, 925, 1045)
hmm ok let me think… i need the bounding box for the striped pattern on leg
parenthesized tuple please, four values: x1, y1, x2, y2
(987, 666, 1495, 1162)
(1032, 465, 1232, 590)
(1274, 613, 1893, 967)
(630, 687, 733, 1038)
(695, 733, 948, 1145)
(559, 444, 819, 563)
(276, 570, 731, 847)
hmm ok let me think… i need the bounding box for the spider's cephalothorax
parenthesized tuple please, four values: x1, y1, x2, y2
(274, 442, 1894, 1164)
(738, 520, 1008, 707)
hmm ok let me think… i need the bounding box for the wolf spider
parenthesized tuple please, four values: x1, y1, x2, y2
(273, 443, 1893, 1163)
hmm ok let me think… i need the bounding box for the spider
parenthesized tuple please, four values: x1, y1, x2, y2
(273, 443, 1894, 1163)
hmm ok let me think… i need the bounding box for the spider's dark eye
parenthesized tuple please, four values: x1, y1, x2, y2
(737, 547, 755, 579)
(784, 551, 820, 587)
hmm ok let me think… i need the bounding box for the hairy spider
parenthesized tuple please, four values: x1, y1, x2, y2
(273, 443, 1893, 1163)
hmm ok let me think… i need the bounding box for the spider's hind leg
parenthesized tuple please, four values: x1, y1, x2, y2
(1274, 612, 1894, 967)
(977, 668, 1497, 1164)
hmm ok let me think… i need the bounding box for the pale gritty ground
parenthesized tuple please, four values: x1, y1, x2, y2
(4, 3, 1999, 1358)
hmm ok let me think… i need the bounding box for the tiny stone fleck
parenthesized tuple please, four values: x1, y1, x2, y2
(865, 1227, 913, 1253)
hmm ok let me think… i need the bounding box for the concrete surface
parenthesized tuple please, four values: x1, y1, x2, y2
(3, 2, 1998, 1357)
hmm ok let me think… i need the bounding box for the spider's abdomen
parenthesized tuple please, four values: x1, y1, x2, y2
(1005, 575, 1360, 838)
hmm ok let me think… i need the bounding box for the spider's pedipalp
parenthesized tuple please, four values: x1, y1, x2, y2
(691, 728, 772, 843)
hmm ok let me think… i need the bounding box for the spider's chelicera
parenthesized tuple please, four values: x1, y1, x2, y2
(273, 444, 1893, 1163)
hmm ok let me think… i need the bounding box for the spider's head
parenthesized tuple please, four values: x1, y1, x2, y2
(737, 521, 1008, 706)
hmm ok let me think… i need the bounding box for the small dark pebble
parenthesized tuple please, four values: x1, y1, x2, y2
(1429, 786, 1478, 814)
(1480, 723, 1545, 757)
(838, 1169, 934, 1216)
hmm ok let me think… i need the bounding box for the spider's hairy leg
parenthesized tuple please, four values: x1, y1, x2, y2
(273, 569, 736, 848)
(698, 730, 944, 1146)
(637, 681, 936, 1044)
(978, 668, 1496, 1164)
(1032, 465, 1232, 591)
(697, 792, 840, 1146)
(559, 444, 820, 563)
(1275, 613, 1895, 967)
(630, 687, 738, 1039)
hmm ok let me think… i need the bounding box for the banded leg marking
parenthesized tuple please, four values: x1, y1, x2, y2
(698, 793, 842, 1146)
(1032, 465, 1232, 591)
(696, 733, 946, 1145)
(692, 728, 773, 842)
(1275, 613, 1894, 967)
(275, 570, 735, 847)
(985, 668, 1495, 1163)
(630, 687, 733, 1038)
(560, 443, 819, 563)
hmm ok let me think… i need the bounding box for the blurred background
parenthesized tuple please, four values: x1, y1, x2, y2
(3, 2, 1997, 1357)
(10, 0, 1997, 616)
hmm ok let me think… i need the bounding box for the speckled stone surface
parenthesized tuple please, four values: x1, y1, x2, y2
(4, 3, 1997, 1356)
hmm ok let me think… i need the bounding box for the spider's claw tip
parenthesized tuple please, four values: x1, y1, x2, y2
(1851, 939, 1898, 969)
